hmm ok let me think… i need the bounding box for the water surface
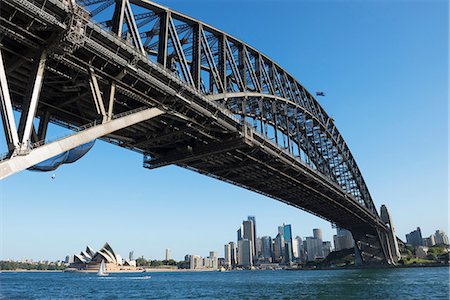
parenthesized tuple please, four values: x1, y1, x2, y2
(0, 267, 448, 299)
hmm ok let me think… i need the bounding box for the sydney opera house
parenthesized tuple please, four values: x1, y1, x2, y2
(69, 243, 137, 271)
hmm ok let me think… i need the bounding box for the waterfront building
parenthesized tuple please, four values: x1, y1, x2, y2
(322, 241, 332, 258)
(292, 238, 299, 258)
(333, 228, 354, 251)
(248, 216, 257, 259)
(282, 224, 294, 264)
(406, 227, 423, 247)
(305, 236, 324, 261)
(229, 242, 237, 266)
(69, 243, 136, 271)
(313, 228, 323, 241)
(261, 236, 273, 261)
(255, 237, 262, 259)
(293, 236, 303, 260)
(238, 239, 253, 267)
(189, 255, 203, 269)
(243, 220, 255, 258)
(423, 235, 436, 247)
(224, 244, 231, 266)
(273, 233, 283, 262)
(237, 225, 243, 241)
(435, 230, 449, 245)
(165, 248, 172, 261)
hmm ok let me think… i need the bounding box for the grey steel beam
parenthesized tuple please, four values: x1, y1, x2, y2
(0, 107, 165, 179)
(0, 48, 20, 152)
(17, 50, 47, 150)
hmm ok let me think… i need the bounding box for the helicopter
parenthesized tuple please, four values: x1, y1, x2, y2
(315, 91, 325, 97)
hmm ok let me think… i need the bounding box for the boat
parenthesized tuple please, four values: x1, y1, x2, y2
(97, 260, 108, 277)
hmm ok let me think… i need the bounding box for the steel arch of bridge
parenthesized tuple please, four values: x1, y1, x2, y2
(0, 0, 401, 264)
(73, 0, 376, 214)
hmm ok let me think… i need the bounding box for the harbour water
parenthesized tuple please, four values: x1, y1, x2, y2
(0, 267, 449, 299)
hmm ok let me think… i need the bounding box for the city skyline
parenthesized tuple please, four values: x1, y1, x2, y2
(0, 0, 447, 262)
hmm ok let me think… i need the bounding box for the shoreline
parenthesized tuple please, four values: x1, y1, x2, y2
(1, 264, 448, 273)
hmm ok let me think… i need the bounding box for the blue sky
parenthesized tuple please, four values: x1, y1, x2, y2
(0, 0, 448, 261)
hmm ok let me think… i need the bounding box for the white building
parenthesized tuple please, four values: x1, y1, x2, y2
(305, 237, 324, 261)
(333, 228, 354, 251)
(224, 244, 231, 267)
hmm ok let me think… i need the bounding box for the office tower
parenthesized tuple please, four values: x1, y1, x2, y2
(238, 239, 253, 267)
(255, 237, 262, 259)
(322, 241, 332, 257)
(292, 238, 299, 258)
(313, 228, 323, 241)
(305, 236, 324, 261)
(243, 220, 255, 258)
(292, 236, 303, 258)
(273, 233, 283, 262)
(435, 230, 449, 245)
(406, 227, 423, 247)
(237, 225, 243, 241)
(333, 228, 354, 251)
(165, 248, 172, 260)
(261, 236, 273, 261)
(283, 224, 294, 263)
(224, 244, 231, 266)
(229, 242, 237, 266)
(248, 216, 257, 258)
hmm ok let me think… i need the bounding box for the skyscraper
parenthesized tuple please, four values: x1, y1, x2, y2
(237, 225, 243, 241)
(273, 233, 283, 262)
(261, 236, 273, 261)
(333, 228, 354, 251)
(224, 244, 231, 267)
(313, 228, 323, 241)
(238, 239, 253, 267)
(229, 242, 237, 266)
(283, 224, 294, 264)
(248, 216, 257, 258)
(243, 220, 255, 258)
(165, 248, 172, 261)
(305, 236, 324, 261)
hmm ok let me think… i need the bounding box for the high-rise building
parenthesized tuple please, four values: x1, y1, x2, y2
(224, 244, 231, 266)
(406, 227, 423, 247)
(255, 237, 262, 259)
(322, 241, 332, 257)
(238, 239, 253, 267)
(165, 248, 172, 261)
(283, 224, 294, 264)
(243, 220, 255, 258)
(313, 228, 323, 241)
(248, 216, 257, 258)
(237, 225, 243, 241)
(292, 238, 299, 258)
(293, 236, 303, 259)
(305, 236, 324, 261)
(273, 233, 283, 262)
(435, 230, 449, 245)
(229, 242, 237, 266)
(261, 236, 273, 261)
(333, 228, 354, 251)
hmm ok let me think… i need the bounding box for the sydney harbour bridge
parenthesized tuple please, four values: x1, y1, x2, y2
(0, 0, 401, 264)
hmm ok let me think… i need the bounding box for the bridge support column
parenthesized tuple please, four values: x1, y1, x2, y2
(0, 48, 19, 154)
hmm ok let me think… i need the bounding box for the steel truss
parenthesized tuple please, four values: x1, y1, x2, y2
(0, 0, 399, 264)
